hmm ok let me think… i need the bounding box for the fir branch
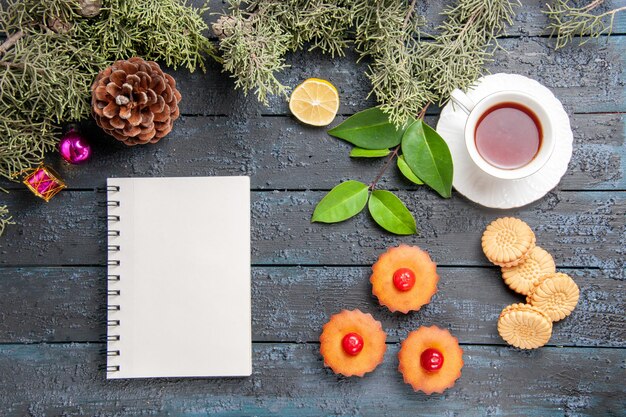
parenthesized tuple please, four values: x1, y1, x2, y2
(216, 0, 353, 103)
(0, 0, 96, 186)
(278, 0, 352, 57)
(353, 0, 435, 126)
(545, 0, 626, 49)
(0, 115, 59, 181)
(0, 0, 80, 35)
(419, 0, 519, 103)
(0, 32, 105, 123)
(217, 1, 293, 104)
(78, 0, 215, 72)
(0, 205, 14, 237)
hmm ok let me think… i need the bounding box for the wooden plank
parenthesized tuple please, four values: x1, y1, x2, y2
(0, 343, 623, 416)
(0, 112, 620, 192)
(0, 266, 623, 347)
(253, 267, 625, 347)
(0, 267, 105, 343)
(0, 190, 623, 269)
(170, 36, 626, 116)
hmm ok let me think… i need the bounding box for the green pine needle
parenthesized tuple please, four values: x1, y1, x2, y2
(352, 0, 435, 126)
(0, 205, 15, 237)
(545, 0, 626, 49)
(418, 0, 519, 105)
(80, 0, 216, 72)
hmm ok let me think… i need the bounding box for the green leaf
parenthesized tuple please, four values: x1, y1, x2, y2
(328, 107, 408, 149)
(312, 180, 369, 223)
(349, 147, 391, 158)
(368, 190, 417, 235)
(401, 120, 453, 198)
(397, 155, 424, 185)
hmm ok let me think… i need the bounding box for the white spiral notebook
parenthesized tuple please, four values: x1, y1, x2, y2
(106, 176, 251, 379)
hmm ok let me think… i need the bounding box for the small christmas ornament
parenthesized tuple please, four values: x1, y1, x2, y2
(59, 127, 92, 164)
(22, 164, 66, 202)
(91, 57, 182, 146)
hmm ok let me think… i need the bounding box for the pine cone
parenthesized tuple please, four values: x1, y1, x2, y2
(91, 57, 182, 146)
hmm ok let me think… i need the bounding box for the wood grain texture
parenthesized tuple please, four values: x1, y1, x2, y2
(0, 266, 623, 347)
(0, 343, 623, 417)
(0, 112, 619, 192)
(1, 190, 623, 270)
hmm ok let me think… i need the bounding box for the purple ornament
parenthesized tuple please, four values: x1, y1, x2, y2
(59, 128, 92, 164)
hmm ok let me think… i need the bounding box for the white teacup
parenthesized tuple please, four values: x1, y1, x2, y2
(450, 89, 555, 180)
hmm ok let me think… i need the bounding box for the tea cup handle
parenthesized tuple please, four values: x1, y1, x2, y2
(450, 89, 475, 115)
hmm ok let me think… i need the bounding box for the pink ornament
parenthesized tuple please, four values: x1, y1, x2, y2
(23, 165, 66, 202)
(59, 128, 92, 164)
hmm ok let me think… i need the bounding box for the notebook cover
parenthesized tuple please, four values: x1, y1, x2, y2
(106, 176, 251, 379)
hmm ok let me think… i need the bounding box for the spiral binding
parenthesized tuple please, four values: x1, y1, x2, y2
(106, 184, 121, 374)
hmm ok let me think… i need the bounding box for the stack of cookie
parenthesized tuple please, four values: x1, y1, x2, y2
(481, 217, 580, 349)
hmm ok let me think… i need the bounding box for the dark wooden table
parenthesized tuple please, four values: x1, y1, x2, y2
(1, 1, 624, 415)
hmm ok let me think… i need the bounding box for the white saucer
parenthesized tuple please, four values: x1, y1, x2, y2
(436, 73, 573, 209)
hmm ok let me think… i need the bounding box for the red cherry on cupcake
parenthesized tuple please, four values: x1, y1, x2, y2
(393, 268, 416, 292)
(342, 332, 364, 356)
(420, 348, 444, 372)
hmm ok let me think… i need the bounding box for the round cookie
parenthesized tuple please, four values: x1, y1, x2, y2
(501, 246, 556, 295)
(370, 245, 439, 314)
(527, 272, 580, 322)
(398, 326, 464, 395)
(497, 303, 553, 349)
(482, 217, 536, 267)
(319, 309, 387, 377)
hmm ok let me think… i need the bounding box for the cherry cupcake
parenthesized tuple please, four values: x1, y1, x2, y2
(319, 309, 387, 377)
(370, 245, 439, 313)
(398, 326, 464, 394)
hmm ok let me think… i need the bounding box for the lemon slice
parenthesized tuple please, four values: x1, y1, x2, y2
(289, 78, 339, 126)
